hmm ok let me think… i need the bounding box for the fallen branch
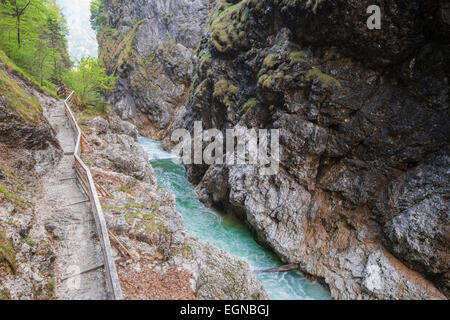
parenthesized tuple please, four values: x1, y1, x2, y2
(256, 264, 299, 273)
(108, 230, 133, 258)
(61, 199, 90, 207)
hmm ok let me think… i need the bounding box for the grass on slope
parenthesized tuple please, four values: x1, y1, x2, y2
(0, 49, 57, 98)
(0, 67, 43, 123)
(0, 229, 17, 274)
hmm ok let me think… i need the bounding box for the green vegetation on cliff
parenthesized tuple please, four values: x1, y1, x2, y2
(213, 79, 239, 108)
(207, 0, 249, 54)
(0, 0, 71, 93)
(96, 18, 145, 77)
(306, 67, 341, 88)
(90, 0, 108, 31)
(0, 1, 114, 130)
(0, 184, 29, 213)
(242, 98, 258, 114)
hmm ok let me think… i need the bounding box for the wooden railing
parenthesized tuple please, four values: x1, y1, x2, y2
(63, 91, 123, 300)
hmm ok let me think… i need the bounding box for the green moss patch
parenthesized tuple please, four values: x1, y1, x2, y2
(194, 80, 210, 99)
(0, 162, 18, 182)
(242, 98, 259, 114)
(0, 288, 10, 300)
(263, 53, 276, 68)
(0, 184, 29, 212)
(306, 67, 341, 88)
(125, 210, 167, 235)
(119, 185, 134, 195)
(208, 1, 249, 54)
(213, 79, 229, 98)
(213, 79, 239, 108)
(289, 51, 307, 63)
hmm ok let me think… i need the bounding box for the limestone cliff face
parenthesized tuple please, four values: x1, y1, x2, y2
(99, 0, 450, 299)
(97, 0, 217, 139)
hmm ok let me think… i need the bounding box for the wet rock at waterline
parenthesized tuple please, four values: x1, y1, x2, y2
(141, 138, 330, 299)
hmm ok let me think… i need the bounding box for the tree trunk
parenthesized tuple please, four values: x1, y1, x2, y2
(17, 16, 21, 48)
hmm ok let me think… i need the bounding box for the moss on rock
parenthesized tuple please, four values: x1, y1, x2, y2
(213, 79, 239, 108)
(306, 67, 341, 88)
(208, 1, 249, 54)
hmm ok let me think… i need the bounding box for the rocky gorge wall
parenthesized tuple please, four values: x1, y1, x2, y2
(98, 0, 450, 299)
(96, 0, 218, 139)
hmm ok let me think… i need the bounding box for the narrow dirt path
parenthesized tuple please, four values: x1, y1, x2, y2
(37, 97, 107, 300)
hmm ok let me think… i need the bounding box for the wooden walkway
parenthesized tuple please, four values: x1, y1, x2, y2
(62, 92, 123, 300)
(37, 91, 123, 300)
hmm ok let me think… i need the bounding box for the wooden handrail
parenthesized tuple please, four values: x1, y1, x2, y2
(63, 92, 123, 300)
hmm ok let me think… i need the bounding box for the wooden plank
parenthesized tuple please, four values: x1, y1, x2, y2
(62, 199, 90, 207)
(95, 182, 108, 198)
(109, 237, 126, 258)
(60, 263, 104, 281)
(60, 257, 128, 281)
(75, 167, 90, 197)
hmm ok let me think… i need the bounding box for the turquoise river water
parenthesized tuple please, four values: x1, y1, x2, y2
(139, 137, 330, 300)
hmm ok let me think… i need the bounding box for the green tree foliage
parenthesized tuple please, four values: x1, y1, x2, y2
(90, 0, 107, 31)
(0, 0, 70, 89)
(63, 57, 116, 108)
(0, 0, 41, 49)
(42, 5, 70, 84)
